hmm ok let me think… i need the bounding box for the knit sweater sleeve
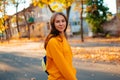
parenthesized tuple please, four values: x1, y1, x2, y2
(46, 38, 77, 80)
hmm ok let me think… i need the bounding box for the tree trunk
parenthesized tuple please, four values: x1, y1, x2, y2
(16, 3, 20, 38)
(80, 0, 84, 42)
(48, 5, 55, 13)
(7, 19, 12, 38)
(3, 0, 8, 41)
(66, 6, 71, 20)
(23, 10, 30, 39)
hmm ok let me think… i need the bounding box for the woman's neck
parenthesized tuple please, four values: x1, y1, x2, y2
(59, 32, 65, 36)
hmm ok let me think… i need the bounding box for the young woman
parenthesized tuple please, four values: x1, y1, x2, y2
(44, 12, 77, 80)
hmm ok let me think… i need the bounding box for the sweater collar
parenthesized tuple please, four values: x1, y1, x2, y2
(56, 34, 65, 42)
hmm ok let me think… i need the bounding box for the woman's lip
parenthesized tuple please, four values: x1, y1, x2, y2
(59, 27, 64, 29)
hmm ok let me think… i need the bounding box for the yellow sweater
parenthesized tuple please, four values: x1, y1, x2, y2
(46, 35, 77, 80)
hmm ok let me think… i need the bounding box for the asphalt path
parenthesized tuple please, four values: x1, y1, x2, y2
(0, 41, 120, 80)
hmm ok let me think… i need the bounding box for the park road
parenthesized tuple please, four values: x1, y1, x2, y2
(0, 39, 120, 80)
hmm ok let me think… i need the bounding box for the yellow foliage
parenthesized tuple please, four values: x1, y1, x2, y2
(86, 5, 92, 12)
(31, 0, 74, 12)
(38, 3, 45, 8)
(32, 0, 75, 12)
(0, 18, 4, 24)
(4, 15, 8, 20)
(41, 0, 48, 4)
(51, 3, 59, 11)
(48, 0, 55, 4)
(67, 2, 72, 7)
(51, 3, 65, 12)
(33, 2, 38, 6)
(0, 25, 5, 32)
(57, 8, 63, 12)
(32, 0, 39, 6)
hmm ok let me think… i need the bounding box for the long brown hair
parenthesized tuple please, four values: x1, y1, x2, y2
(44, 12, 68, 49)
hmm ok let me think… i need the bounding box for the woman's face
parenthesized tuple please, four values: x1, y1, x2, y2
(54, 14, 66, 33)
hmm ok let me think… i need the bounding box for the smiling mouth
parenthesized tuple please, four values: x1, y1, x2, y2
(59, 27, 64, 30)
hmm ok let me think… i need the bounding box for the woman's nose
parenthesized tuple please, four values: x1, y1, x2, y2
(59, 21, 63, 25)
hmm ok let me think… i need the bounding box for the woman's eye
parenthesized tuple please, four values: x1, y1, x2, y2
(62, 20, 65, 22)
(55, 19, 65, 23)
(55, 20, 60, 23)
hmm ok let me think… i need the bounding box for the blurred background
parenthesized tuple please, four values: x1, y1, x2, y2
(0, 0, 120, 80)
(0, 0, 120, 41)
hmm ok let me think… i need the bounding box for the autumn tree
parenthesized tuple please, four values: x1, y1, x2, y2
(32, 0, 74, 20)
(32, 0, 89, 42)
(85, 0, 110, 37)
(0, 0, 11, 41)
(10, 0, 28, 38)
(74, 0, 88, 42)
(23, 5, 35, 39)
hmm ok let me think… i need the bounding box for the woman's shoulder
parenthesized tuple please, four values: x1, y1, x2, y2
(48, 36, 62, 45)
(50, 35, 63, 41)
(48, 37, 59, 44)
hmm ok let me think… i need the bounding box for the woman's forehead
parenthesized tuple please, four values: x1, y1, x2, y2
(55, 15, 65, 20)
